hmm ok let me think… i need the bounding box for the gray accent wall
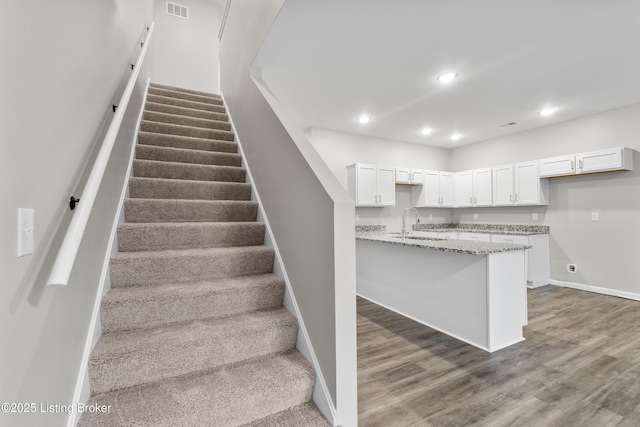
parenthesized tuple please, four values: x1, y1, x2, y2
(0, 1, 153, 426)
(220, 1, 357, 424)
(449, 103, 640, 295)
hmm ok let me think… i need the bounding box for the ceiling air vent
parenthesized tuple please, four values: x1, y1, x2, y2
(499, 121, 519, 127)
(167, 2, 189, 19)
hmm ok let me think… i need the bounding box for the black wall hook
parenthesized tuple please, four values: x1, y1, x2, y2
(69, 197, 80, 211)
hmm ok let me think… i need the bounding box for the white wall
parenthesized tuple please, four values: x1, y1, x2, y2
(449, 103, 640, 295)
(153, 0, 220, 93)
(308, 128, 453, 231)
(0, 1, 153, 426)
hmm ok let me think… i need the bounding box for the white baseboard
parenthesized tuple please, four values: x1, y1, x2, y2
(550, 279, 640, 301)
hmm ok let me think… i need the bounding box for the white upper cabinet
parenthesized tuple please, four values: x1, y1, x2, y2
(347, 163, 396, 207)
(415, 170, 453, 207)
(539, 147, 633, 177)
(493, 162, 548, 206)
(539, 155, 576, 177)
(577, 147, 633, 174)
(395, 168, 424, 185)
(453, 170, 473, 207)
(473, 168, 493, 206)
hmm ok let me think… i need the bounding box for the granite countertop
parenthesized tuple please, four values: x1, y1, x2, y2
(356, 226, 530, 255)
(413, 223, 549, 236)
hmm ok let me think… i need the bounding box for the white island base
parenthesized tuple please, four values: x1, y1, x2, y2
(356, 239, 527, 352)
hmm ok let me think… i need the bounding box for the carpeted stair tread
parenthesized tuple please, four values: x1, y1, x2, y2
(110, 246, 274, 287)
(141, 120, 233, 140)
(124, 199, 258, 223)
(148, 86, 223, 105)
(101, 274, 286, 333)
(145, 101, 228, 121)
(144, 110, 231, 131)
(79, 350, 315, 427)
(133, 159, 246, 182)
(241, 402, 331, 427)
(117, 221, 266, 252)
(138, 131, 238, 153)
(128, 177, 252, 201)
(136, 144, 241, 167)
(89, 308, 298, 394)
(149, 82, 221, 98)
(146, 93, 226, 113)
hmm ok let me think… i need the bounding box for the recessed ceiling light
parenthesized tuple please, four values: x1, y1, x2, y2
(421, 127, 432, 136)
(539, 107, 558, 117)
(357, 114, 371, 124)
(451, 133, 462, 141)
(437, 72, 458, 84)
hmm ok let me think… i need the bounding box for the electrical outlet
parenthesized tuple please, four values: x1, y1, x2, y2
(355, 214, 360, 221)
(591, 212, 599, 221)
(428, 213, 433, 220)
(567, 263, 577, 273)
(532, 213, 539, 220)
(473, 213, 478, 220)
(17, 208, 35, 257)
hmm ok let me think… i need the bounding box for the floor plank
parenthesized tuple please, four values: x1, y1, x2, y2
(357, 286, 640, 426)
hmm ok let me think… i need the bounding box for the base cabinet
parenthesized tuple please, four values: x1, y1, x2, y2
(490, 234, 550, 288)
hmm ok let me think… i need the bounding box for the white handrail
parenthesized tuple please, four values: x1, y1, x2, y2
(47, 22, 155, 287)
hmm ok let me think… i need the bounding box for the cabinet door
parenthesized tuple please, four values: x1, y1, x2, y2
(473, 168, 493, 206)
(356, 164, 377, 206)
(422, 171, 441, 206)
(491, 234, 529, 245)
(437, 231, 458, 240)
(454, 171, 473, 207)
(577, 148, 626, 173)
(377, 166, 396, 206)
(395, 168, 411, 184)
(514, 161, 540, 205)
(539, 155, 576, 177)
(439, 172, 454, 207)
(410, 169, 425, 185)
(492, 165, 514, 206)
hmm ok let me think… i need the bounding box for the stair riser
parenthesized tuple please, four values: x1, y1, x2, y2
(79, 352, 315, 427)
(101, 278, 285, 333)
(140, 121, 233, 140)
(132, 160, 246, 183)
(148, 87, 223, 105)
(128, 178, 252, 201)
(138, 132, 238, 153)
(143, 111, 232, 131)
(110, 247, 274, 287)
(150, 83, 220, 98)
(117, 223, 266, 252)
(124, 200, 258, 223)
(90, 312, 298, 395)
(146, 94, 226, 113)
(136, 145, 241, 167)
(145, 102, 228, 121)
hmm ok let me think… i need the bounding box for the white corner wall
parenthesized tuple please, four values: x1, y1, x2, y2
(153, 0, 220, 93)
(449, 103, 640, 296)
(0, 1, 153, 426)
(307, 128, 453, 231)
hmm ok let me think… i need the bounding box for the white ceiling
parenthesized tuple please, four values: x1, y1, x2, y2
(252, 0, 640, 148)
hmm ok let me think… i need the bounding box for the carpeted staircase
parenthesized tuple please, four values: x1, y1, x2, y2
(79, 83, 330, 426)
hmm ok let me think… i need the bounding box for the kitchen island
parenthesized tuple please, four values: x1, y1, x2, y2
(356, 226, 529, 352)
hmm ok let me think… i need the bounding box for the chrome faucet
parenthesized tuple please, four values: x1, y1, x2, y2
(402, 206, 421, 242)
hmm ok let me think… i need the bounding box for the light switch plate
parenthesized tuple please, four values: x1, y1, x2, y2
(473, 213, 478, 220)
(591, 212, 599, 221)
(17, 208, 34, 257)
(532, 213, 539, 220)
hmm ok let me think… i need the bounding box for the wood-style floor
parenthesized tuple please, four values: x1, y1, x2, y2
(357, 286, 640, 427)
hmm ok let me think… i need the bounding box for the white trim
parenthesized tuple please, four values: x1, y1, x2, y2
(549, 279, 640, 301)
(66, 79, 150, 427)
(219, 92, 336, 425)
(47, 23, 155, 287)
